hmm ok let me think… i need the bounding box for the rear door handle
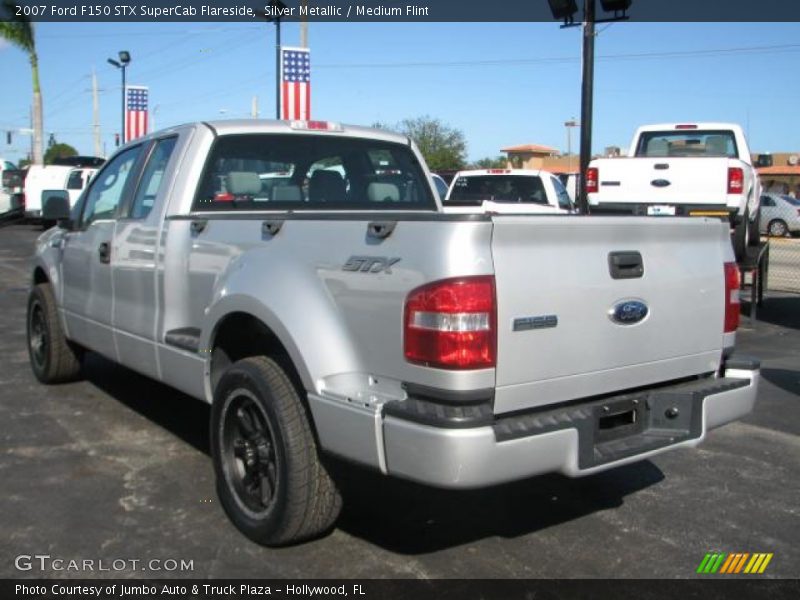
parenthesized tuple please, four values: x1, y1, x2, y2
(608, 251, 644, 279)
(367, 221, 396, 240)
(98, 242, 111, 264)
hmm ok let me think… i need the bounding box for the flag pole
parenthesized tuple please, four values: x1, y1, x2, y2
(275, 18, 281, 120)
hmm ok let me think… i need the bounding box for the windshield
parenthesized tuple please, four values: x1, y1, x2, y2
(447, 175, 547, 205)
(636, 130, 738, 158)
(193, 134, 436, 211)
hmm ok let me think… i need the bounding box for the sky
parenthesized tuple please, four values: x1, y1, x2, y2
(1, 20, 799, 163)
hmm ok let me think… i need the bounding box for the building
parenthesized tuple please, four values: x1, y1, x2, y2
(501, 143, 620, 175)
(752, 152, 800, 196)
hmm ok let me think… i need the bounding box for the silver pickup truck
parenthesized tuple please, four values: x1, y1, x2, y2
(28, 120, 759, 546)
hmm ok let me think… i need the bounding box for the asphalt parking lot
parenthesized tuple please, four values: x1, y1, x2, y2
(0, 222, 798, 579)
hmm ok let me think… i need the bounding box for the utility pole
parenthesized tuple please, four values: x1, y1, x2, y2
(92, 69, 102, 157)
(252, 95, 259, 118)
(578, 0, 595, 215)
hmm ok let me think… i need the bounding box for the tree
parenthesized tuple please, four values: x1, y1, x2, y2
(471, 156, 508, 169)
(396, 116, 467, 171)
(44, 143, 78, 165)
(0, 2, 43, 165)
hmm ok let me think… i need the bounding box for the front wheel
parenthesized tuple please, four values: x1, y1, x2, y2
(767, 219, 788, 238)
(211, 356, 341, 546)
(27, 283, 83, 383)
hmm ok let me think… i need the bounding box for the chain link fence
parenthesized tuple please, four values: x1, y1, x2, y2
(765, 236, 800, 294)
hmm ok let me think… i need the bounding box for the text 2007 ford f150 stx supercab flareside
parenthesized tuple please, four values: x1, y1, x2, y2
(28, 120, 759, 545)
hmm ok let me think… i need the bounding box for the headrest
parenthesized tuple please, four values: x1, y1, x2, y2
(226, 172, 262, 196)
(367, 182, 400, 202)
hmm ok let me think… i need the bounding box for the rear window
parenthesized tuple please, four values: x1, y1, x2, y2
(635, 130, 738, 158)
(782, 195, 800, 206)
(447, 175, 547, 205)
(192, 134, 436, 211)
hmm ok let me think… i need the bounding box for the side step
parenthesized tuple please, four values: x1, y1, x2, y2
(164, 327, 201, 353)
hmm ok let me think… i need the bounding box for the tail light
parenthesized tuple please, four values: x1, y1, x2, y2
(586, 167, 599, 194)
(727, 167, 744, 194)
(404, 276, 496, 370)
(724, 262, 740, 333)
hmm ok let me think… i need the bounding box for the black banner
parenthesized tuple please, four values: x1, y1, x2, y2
(2, 0, 800, 22)
(3, 579, 800, 600)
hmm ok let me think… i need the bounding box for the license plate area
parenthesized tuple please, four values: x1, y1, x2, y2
(647, 204, 676, 216)
(594, 398, 643, 443)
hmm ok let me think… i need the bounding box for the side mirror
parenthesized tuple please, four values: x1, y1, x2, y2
(41, 190, 73, 229)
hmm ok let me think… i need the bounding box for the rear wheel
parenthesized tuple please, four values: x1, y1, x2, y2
(211, 356, 341, 546)
(732, 210, 749, 260)
(748, 208, 761, 246)
(26, 283, 83, 383)
(767, 219, 788, 238)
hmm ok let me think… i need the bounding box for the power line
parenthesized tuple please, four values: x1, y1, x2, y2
(313, 43, 800, 70)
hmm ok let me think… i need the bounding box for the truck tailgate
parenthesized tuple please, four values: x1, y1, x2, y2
(594, 157, 730, 206)
(491, 216, 728, 414)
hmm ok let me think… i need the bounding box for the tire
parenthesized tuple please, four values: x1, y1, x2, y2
(748, 208, 761, 246)
(732, 210, 749, 261)
(26, 283, 82, 383)
(767, 219, 788, 238)
(211, 356, 341, 546)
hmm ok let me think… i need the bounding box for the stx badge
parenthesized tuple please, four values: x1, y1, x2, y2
(342, 256, 401, 274)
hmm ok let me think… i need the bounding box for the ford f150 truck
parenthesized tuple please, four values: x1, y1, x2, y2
(28, 120, 759, 546)
(587, 123, 762, 259)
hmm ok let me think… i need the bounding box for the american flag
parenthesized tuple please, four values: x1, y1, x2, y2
(281, 47, 311, 121)
(125, 86, 149, 142)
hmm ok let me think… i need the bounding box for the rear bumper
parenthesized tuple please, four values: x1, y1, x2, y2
(379, 360, 758, 489)
(589, 202, 738, 222)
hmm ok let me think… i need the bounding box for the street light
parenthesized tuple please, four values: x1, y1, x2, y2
(107, 50, 131, 145)
(262, 0, 288, 120)
(545, 1, 631, 214)
(564, 118, 579, 172)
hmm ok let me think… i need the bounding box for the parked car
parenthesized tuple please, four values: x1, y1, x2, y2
(23, 164, 99, 219)
(29, 119, 758, 546)
(759, 194, 800, 237)
(443, 168, 574, 214)
(588, 123, 762, 259)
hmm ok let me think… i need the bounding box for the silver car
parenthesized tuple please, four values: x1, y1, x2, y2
(759, 194, 800, 237)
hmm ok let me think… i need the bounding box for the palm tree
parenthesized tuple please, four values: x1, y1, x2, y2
(0, 2, 44, 164)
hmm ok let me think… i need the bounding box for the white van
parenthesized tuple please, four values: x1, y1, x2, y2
(0, 158, 21, 216)
(24, 165, 97, 218)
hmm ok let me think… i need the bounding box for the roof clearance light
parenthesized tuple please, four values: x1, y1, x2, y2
(290, 120, 343, 132)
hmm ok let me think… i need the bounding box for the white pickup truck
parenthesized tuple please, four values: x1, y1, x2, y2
(29, 120, 758, 545)
(443, 168, 574, 214)
(587, 123, 762, 259)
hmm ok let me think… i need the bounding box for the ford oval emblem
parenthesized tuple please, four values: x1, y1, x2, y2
(651, 179, 671, 188)
(610, 300, 649, 325)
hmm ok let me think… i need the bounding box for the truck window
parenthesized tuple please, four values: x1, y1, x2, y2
(551, 177, 573, 210)
(448, 175, 547, 205)
(128, 137, 178, 220)
(636, 130, 738, 158)
(80, 145, 142, 227)
(192, 134, 436, 211)
(66, 170, 84, 190)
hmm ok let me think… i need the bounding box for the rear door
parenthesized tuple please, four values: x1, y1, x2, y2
(491, 215, 729, 414)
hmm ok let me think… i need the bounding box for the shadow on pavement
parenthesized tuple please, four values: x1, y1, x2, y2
(761, 368, 800, 397)
(80, 353, 665, 554)
(742, 295, 800, 331)
(82, 353, 211, 455)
